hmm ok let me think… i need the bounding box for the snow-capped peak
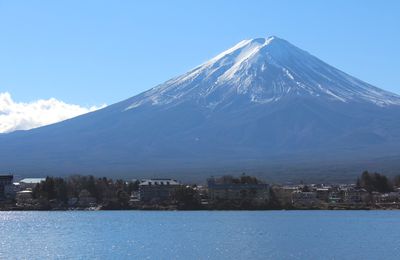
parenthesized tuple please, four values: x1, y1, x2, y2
(205, 37, 275, 67)
(126, 36, 400, 110)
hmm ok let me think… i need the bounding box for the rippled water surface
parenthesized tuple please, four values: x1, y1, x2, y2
(1, 211, 400, 259)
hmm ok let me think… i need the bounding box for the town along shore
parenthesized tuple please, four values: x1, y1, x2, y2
(1, 171, 400, 211)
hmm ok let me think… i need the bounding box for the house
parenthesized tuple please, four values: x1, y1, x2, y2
(15, 190, 34, 204)
(280, 185, 300, 195)
(291, 191, 318, 206)
(139, 179, 180, 202)
(374, 192, 400, 203)
(129, 191, 140, 206)
(315, 187, 331, 201)
(0, 174, 15, 199)
(328, 191, 343, 204)
(194, 185, 209, 205)
(343, 188, 368, 204)
(274, 185, 300, 205)
(207, 176, 270, 203)
(342, 187, 369, 204)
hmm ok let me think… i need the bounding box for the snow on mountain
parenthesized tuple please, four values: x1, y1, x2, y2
(127, 36, 400, 110)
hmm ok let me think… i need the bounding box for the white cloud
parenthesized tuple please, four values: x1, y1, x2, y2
(0, 92, 106, 133)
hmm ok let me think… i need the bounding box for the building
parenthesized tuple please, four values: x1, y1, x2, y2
(343, 188, 368, 204)
(19, 178, 46, 190)
(315, 187, 331, 201)
(15, 190, 34, 204)
(274, 185, 300, 205)
(207, 177, 270, 203)
(328, 191, 343, 204)
(139, 179, 180, 202)
(291, 191, 318, 206)
(0, 175, 14, 199)
(129, 191, 140, 206)
(374, 192, 400, 204)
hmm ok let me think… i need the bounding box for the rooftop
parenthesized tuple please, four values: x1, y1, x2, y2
(139, 179, 180, 186)
(17, 190, 33, 194)
(19, 178, 46, 184)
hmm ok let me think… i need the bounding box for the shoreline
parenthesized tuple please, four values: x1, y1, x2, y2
(2, 205, 398, 211)
(3, 172, 400, 212)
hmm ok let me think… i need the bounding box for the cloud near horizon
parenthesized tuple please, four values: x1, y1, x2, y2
(0, 92, 106, 133)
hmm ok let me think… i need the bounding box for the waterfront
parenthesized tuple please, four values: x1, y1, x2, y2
(4, 172, 400, 211)
(1, 211, 400, 259)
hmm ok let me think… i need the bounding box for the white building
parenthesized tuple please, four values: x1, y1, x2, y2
(19, 178, 46, 190)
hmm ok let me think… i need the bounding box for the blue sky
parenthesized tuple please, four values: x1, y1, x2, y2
(1, 0, 399, 106)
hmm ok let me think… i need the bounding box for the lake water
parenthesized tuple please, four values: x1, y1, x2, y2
(1, 211, 400, 259)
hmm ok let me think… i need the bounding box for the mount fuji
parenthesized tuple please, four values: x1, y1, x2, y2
(1, 36, 400, 181)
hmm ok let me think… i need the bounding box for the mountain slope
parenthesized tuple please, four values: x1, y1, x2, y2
(1, 36, 400, 181)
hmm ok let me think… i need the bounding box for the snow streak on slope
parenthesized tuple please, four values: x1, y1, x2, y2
(127, 36, 400, 110)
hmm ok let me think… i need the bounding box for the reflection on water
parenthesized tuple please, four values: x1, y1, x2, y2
(1, 211, 400, 259)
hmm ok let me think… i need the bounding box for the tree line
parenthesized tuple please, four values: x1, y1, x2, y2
(356, 171, 400, 193)
(32, 175, 139, 208)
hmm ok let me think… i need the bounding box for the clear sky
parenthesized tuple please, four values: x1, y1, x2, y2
(1, 0, 399, 106)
